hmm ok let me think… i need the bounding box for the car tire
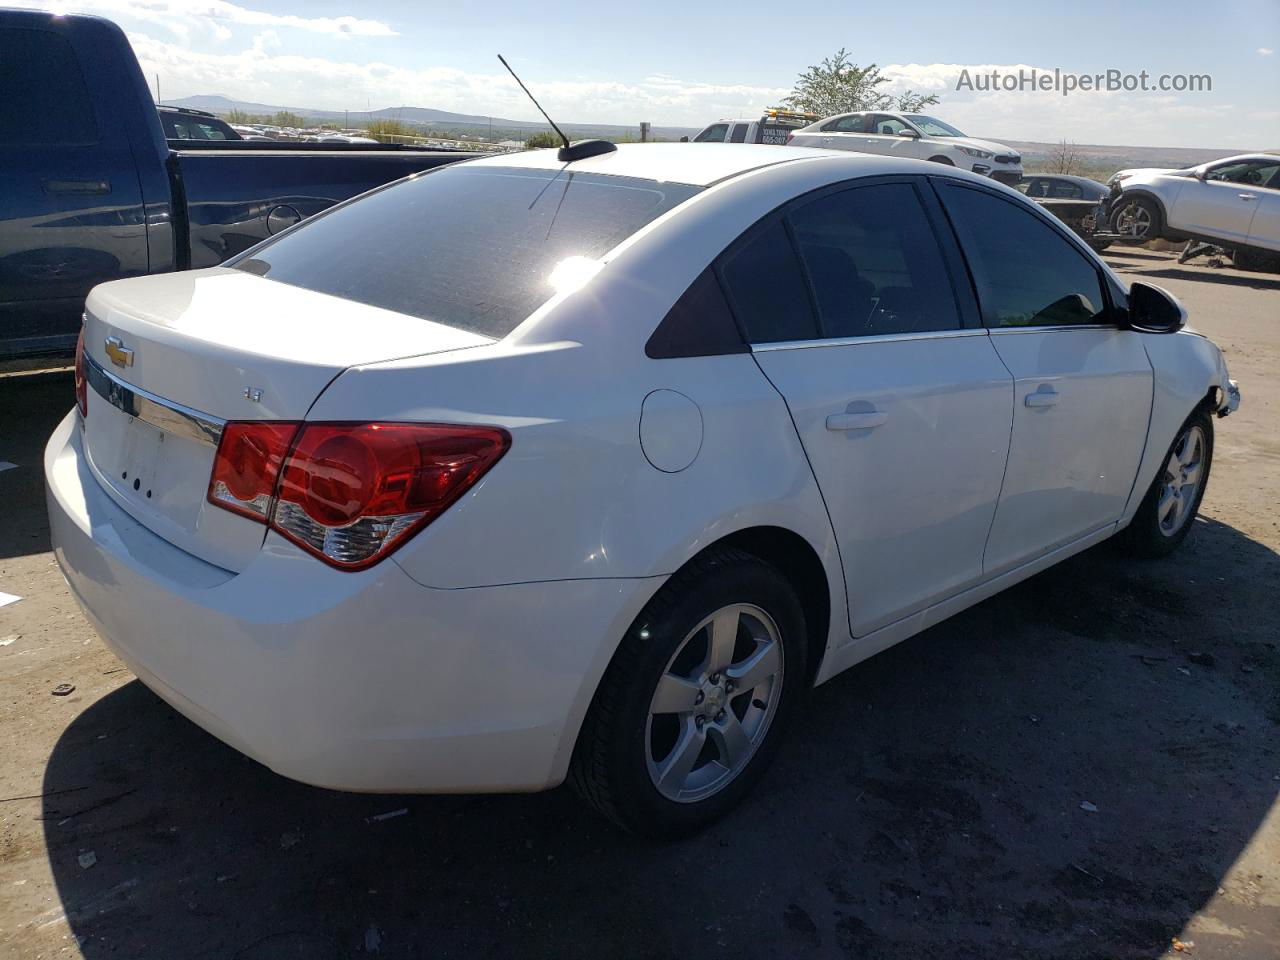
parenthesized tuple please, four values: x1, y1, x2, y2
(1121, 408, 1213, 558)
(569, 547, 808, 837)
(1088, 237, 1112, 253)
(1109, 194, 1164, 245)
(928, 155, 954, 165)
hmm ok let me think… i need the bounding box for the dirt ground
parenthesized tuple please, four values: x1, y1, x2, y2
(1, 249, 1277, 959)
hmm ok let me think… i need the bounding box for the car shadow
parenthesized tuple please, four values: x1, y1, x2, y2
(35, 516, 1280, 959)
(0, 369, 72, 560)
(1131, 267, 1280, 292)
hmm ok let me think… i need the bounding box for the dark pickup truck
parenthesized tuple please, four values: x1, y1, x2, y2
(0, 9, 477, 360)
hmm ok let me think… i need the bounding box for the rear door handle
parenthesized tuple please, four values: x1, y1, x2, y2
(1025, 386, 1059, 408)
(1238, 193, 1257, 201)
(826, 411, 888, 431)
(44, 179, 111, 195)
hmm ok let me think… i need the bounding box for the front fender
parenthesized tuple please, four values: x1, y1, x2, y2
(1121, 331, 1237, 524)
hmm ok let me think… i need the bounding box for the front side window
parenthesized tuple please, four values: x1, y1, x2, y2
(233, 166, 700, 338)
(788, 182, 961, 338)
(0, 27, 98, 145)
(938, 182, 1108, 328)
(694, 124, 730, 143)
(1207, 160, 1280, 189)
(1048, 180, 1084, 199)
(870, 116, 911, 136)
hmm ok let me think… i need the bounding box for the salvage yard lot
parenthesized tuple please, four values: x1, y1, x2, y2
(1, 250, 1277, 959)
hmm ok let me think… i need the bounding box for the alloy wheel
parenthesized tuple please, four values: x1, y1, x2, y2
(645, 603, 784, 803)
(1158, 424, 1206, 536)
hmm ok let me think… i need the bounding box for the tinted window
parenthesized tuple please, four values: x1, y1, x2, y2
(235, 166, 700, 338)
(729, 124, 749, 143)
(1207, 159, 1280, 189)
(719, 220, 819, 343)
(938, 183, 1108, 327)
(161, 113, 238, 141)
(789, 182, 960, 338)
(646, 268, 746, 359)
(0, 28, 98, 145)
(694, 123, 730, 143)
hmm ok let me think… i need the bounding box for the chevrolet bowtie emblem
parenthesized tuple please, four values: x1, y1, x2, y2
(104, 336, 133, 368)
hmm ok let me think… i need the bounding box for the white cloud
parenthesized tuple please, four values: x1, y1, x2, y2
(12, 0, 395, 37)
(1260, 48, 1275, 56)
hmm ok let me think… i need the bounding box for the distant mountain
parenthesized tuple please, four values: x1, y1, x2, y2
(162, 94, 700, 141)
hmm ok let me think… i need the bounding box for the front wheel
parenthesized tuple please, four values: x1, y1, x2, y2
(569, 548, 807, 837)
(1121, 409, 1213, 557)
(1109, 194, 1163, 245)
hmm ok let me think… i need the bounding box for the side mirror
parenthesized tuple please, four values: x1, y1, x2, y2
(897, 129, 920, 138)
(1125, 281, 1186, 334)
(679, 136, 689, 143)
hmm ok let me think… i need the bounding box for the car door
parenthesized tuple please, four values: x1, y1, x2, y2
(1243, 160, 1280, 250)
(862, 115, 925, 160)
(812, 114, 869, 151)
(0, 23, 147, 356)
(1168, 160, 1267, 243)
(734, 178, 1014, 636)
(935, 180, 1153, 576)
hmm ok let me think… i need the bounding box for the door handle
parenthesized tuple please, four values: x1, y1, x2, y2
(1025, 387, 1059, 408)
(44, 179, 111, 195)
(826, 411, 888, 431)
(1238, 193, 1257, 201)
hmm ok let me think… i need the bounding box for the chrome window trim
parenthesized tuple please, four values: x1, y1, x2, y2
(84, 351, 225, 446)
(988, 323, 1117, 335)
(750, 327, 988, 352)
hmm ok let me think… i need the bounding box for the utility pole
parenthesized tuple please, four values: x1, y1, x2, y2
(640, 121, 650, 143)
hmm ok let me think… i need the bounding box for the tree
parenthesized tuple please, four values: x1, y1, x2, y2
(365, 118, 417, 142)
(784, 49, 939, 117)
(524, 130, 561, 149)
(270, 111, 306, 128)
(226, 109, 254, 124)
(1048, 139, 1080, 175)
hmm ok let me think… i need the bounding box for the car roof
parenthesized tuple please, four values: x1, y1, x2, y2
(464, 142, 847, 187)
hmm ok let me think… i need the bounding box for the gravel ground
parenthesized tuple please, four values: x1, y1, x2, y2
(0, 250, 1277, 959)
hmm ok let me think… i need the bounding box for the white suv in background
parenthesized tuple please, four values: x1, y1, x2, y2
(788, 112, 1023, 184)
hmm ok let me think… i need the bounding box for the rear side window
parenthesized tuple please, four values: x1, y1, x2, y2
(789, 182, 961, 338)
(233, 166, 700, 338)
(938, 182, 1108, 327)
(646, 268, 745, 359)
(718, 220, 819, 343)
(822, 115, 867, 133)
(729, 124, 749, 143)
(0, 28, 98, 145)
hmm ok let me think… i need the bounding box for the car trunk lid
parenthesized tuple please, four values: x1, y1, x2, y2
(79, 267, 491, 572)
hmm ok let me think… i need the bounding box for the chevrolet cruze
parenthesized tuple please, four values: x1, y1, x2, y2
(47, 144, 1239, 836)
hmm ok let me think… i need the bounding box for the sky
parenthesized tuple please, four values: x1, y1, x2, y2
(18, 0, 1280, 147)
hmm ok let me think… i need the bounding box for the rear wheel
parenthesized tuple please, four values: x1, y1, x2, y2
(927, 155, 954, 165)
(570, 548, 807, 837)
(1121, 409, 1213, 557)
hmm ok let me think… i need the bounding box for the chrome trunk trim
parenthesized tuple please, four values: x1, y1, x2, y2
(84, 350, 225, 447)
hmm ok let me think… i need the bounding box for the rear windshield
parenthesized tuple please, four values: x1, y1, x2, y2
(232, 165, 702, 338)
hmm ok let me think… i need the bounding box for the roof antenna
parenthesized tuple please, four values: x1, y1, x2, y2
(497, 54, 617, 163)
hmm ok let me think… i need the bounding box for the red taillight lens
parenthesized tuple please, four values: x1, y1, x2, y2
(208, 422, 299, 521)
(74, 327, 88, 417)
(206, 421, 510, 570)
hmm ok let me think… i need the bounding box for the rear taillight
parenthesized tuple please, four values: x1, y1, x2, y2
(786, 132, 794, 144)
(208, 422, 299, 521)
(207, 422, 510, 570)
(74, 327, 87, 417)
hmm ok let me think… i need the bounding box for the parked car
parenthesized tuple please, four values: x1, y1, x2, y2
(0, 9, 476, 360)
(1017, 174, 1109, 202)
(1106, 154, 1280, 258)
(687, 109, 820, 146)
(48, 143, 1239, 837)
(1018, 175, 1112, 251)
(788, 112, 1024, 184)
(158, 106, 242, 142)
(230, 125, 275, 142)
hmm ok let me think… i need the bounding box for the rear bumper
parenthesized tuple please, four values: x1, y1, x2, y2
(45, 410, 648, 793)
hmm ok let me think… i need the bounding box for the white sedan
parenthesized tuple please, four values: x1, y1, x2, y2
(1108, 153, 1280, 255)
(46, 144, 1239, 836)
